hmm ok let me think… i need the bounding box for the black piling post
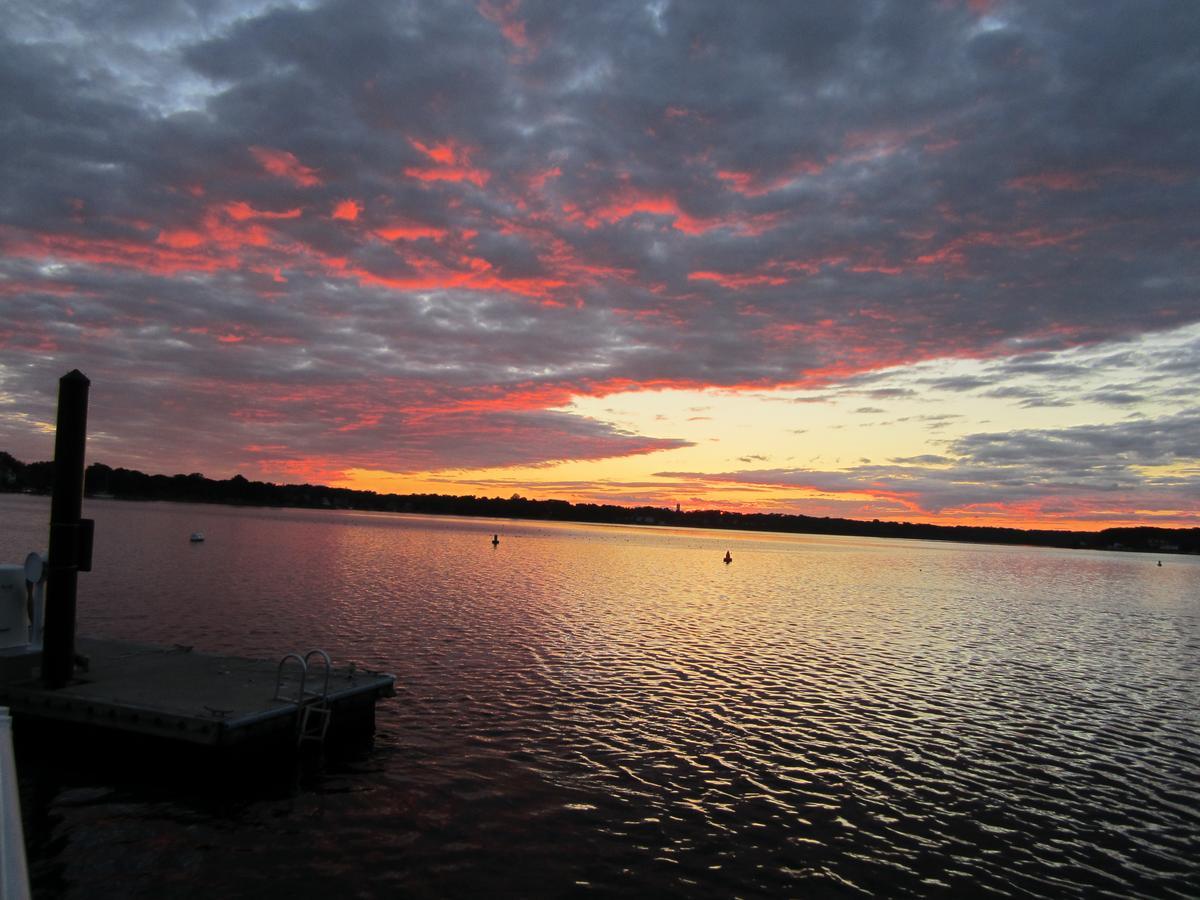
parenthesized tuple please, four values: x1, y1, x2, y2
(42, 369, 92, 689)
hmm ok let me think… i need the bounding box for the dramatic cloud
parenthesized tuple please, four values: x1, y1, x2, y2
(1, 0, 1197, 526)
(660, 408, 1200, 527)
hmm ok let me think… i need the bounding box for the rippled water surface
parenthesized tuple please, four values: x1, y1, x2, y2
(2, 494, 1198, 897)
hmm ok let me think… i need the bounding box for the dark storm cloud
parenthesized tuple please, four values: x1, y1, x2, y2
(1, 0, 1198, 482)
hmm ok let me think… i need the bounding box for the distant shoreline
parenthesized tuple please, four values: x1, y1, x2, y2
(4, 451, 1196, 556)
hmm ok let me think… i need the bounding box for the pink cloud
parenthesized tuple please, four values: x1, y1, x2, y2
(373, 221, 449, 241)
(716, 158, 824, 197)
(688, 270, 789, 289)
(332, 199, 362, 221)
(478, 0, 531, 51)
(406, 138, 491, 186)
(1008, 171, 1096, 192)
(225, 201, 303, 221)
(250, 146, 322, 187)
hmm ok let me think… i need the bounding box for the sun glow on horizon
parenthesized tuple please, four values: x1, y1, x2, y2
(322, 329, 1200, 532)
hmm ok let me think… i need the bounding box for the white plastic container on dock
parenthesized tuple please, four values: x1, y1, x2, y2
(0, 555, 46, 685)
(0, 568, 28, 651)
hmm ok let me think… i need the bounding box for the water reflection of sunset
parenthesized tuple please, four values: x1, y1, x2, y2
(2, 494, 1195, 896)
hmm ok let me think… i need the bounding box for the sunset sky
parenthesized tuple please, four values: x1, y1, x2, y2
(2, 0, 1199, 529)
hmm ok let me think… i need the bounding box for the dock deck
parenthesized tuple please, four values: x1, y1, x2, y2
(0, 637, 394, 750)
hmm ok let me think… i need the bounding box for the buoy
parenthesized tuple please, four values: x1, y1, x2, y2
(492, 534, 499, 547)
(723, 550, 732, 564)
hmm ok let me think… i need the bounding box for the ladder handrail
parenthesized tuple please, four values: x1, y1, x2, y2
(303, 648, 332, 700)
(273, 652, 308, 703)
(276, 648, 335, 748)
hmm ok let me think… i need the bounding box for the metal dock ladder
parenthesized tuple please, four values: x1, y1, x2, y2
(273, 649, 334, 747)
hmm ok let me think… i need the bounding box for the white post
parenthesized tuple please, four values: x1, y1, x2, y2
(0, 707, 31, 900)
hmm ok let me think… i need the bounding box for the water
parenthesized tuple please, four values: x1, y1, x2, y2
(1, 493, 1197, 898)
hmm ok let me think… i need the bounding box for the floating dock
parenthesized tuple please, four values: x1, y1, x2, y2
(0, 376, 395, 767)
(0, 637, 394, 753)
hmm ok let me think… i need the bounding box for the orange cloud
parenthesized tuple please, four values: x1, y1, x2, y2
(374, 221, 449, 241)
(567, 184, 777, 236)
(183, 324, 304, 347)
(156, 229, 206, 249)
(225, 201, 303, 221)
(332, 199, 362, 221)
(410, 139, 459, 165)
(579, 190, 677, 226)
(479, 0, 530, 50)
(0, 279, 82, 298)
(250, 146, 322, 187)
(915, 226, 1087, 269)
(2, 225, 241, 276)
(0, 194, 310, 277)
(405, 166, 491, 188)
(289, 237, 567, 303)
(406, 138, 491, 186)
(688, 270, 789, 289)
(528, 166, 561, 193)
(716, 158, 824, 196)
(334, 412, 384, 433)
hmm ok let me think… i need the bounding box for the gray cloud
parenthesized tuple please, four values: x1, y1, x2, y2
(1, 0, 1198, 491)
(660, 408, 1200, 520)
(982, 386, 1073, 408)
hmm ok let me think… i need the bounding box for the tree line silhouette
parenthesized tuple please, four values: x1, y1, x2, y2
(3, 450, 1196, 554)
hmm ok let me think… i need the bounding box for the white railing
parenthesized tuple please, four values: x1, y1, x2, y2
(0, 707, 30, 900)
